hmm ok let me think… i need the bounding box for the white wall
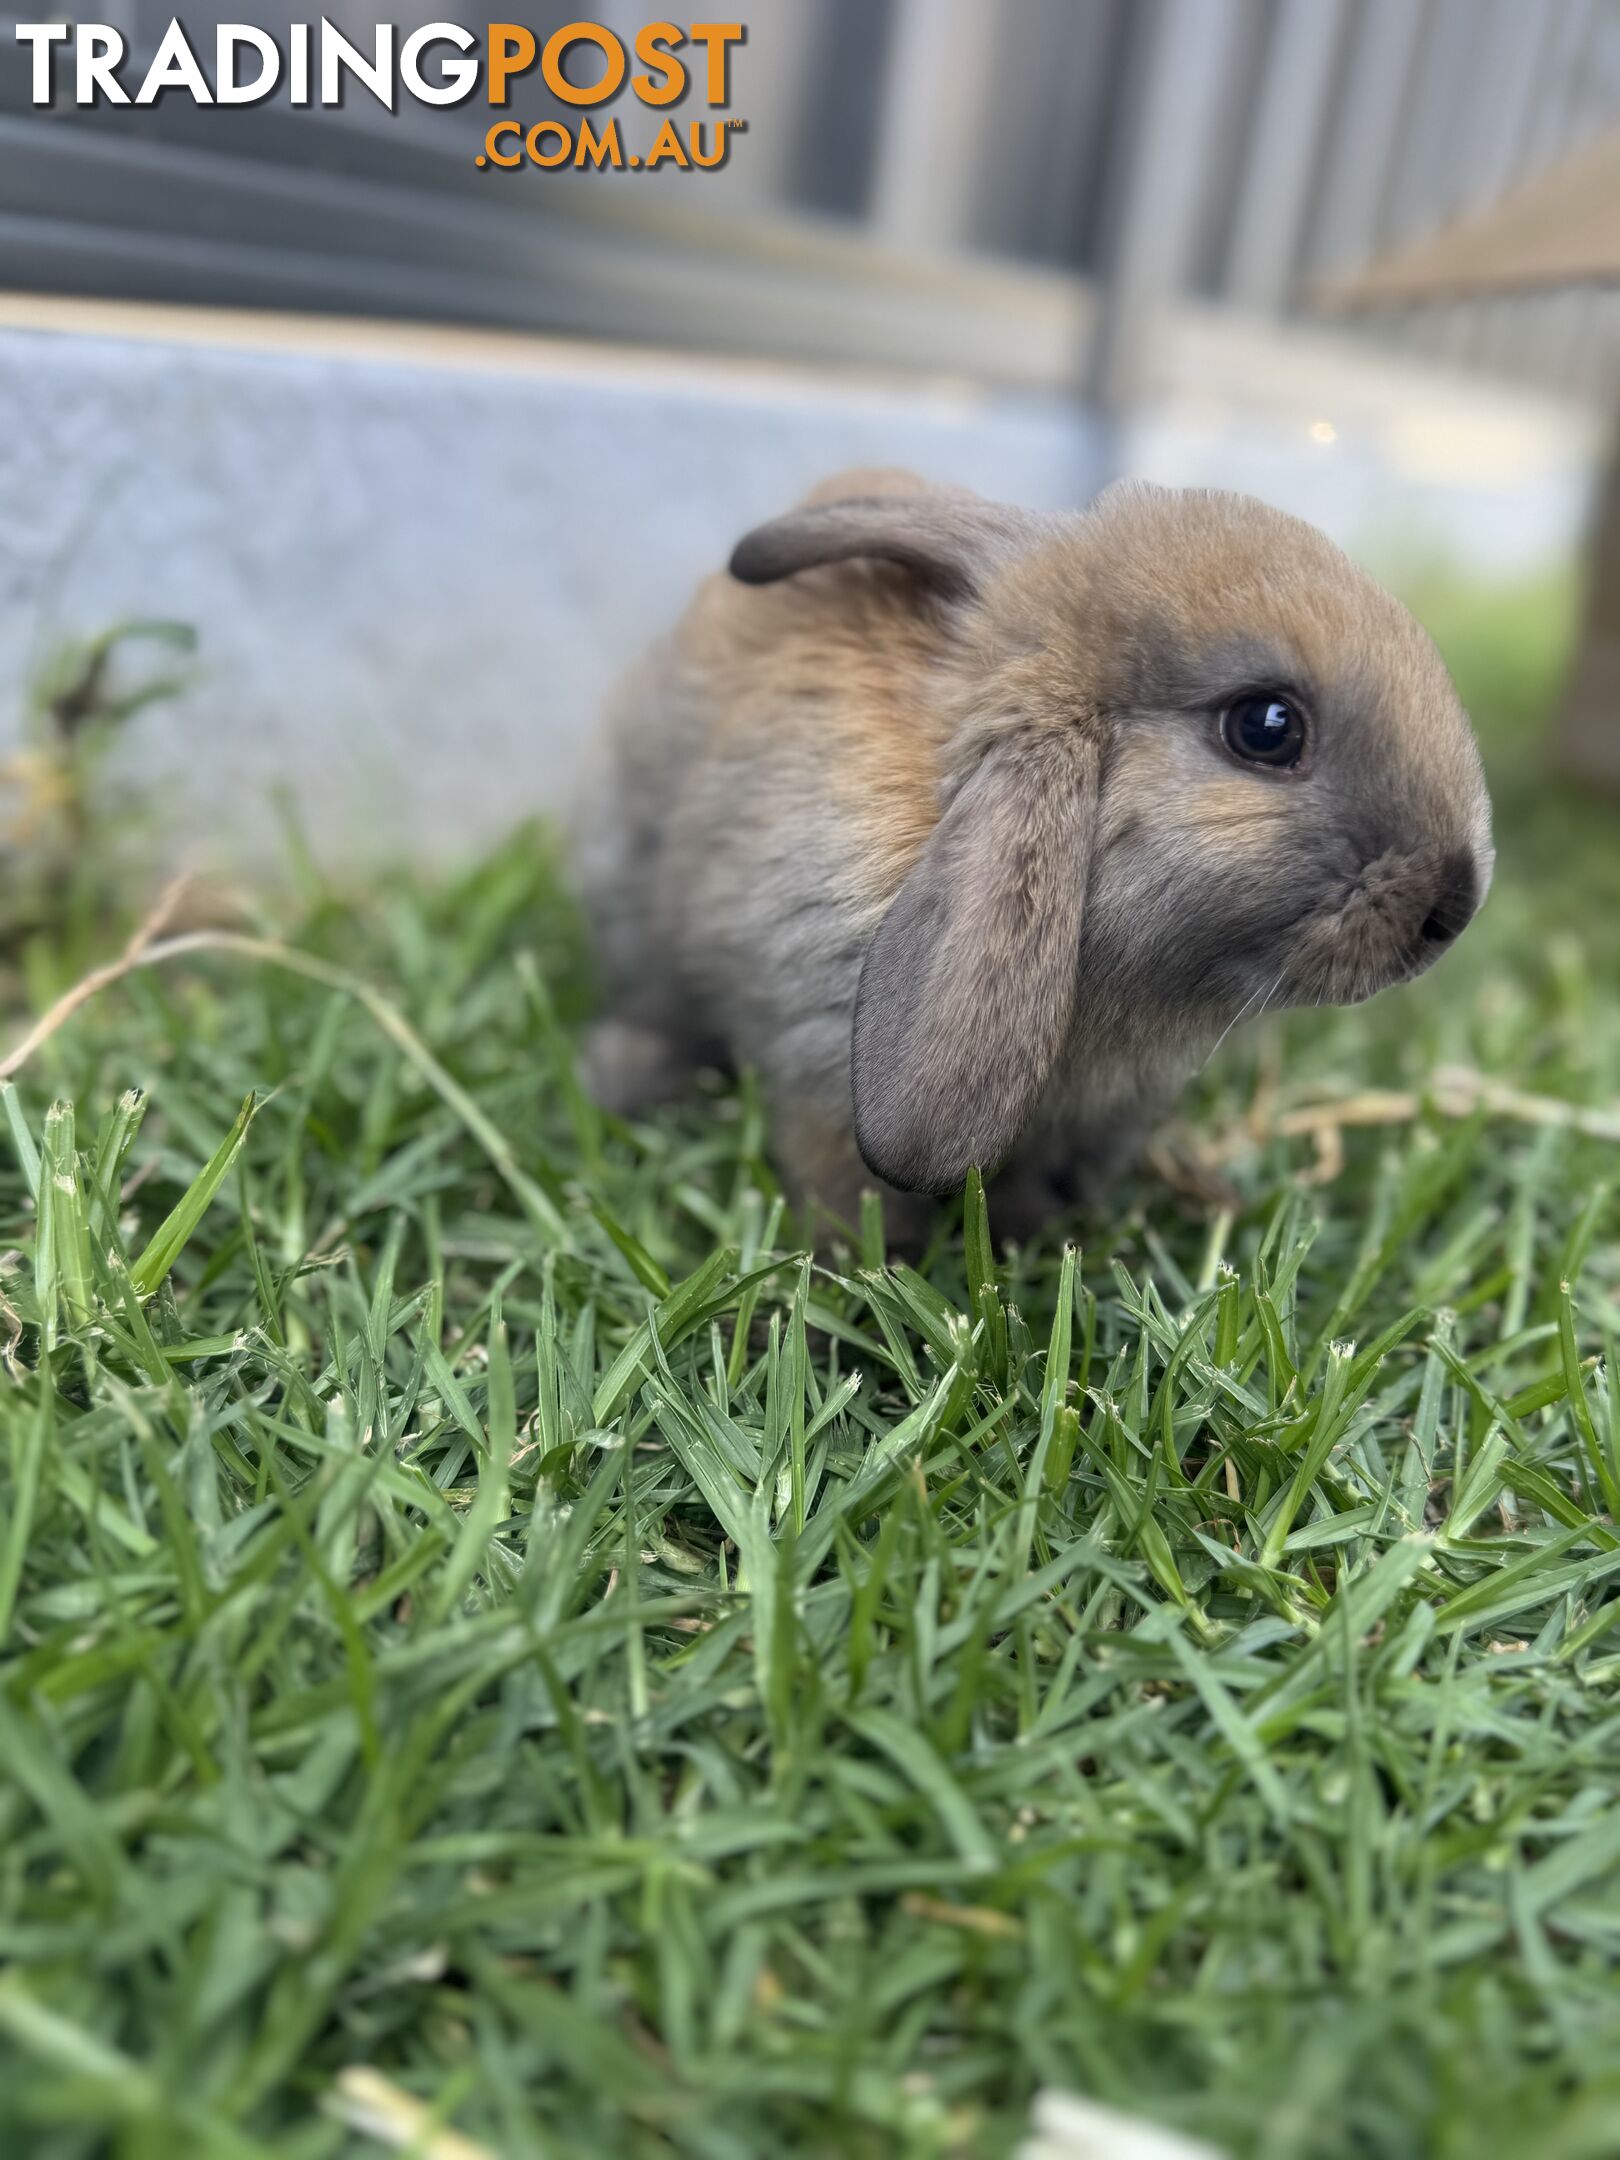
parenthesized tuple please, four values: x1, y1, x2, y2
(0, 302, 1110, 872)
(0, 298, 1598, 877)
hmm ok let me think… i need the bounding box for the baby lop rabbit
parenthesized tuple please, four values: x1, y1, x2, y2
(577, 470, 1492, 1241)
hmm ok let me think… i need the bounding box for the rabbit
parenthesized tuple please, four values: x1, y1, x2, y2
(575, 468, 1493, 1243)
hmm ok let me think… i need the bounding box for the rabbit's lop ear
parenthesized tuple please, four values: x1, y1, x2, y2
(852, 728, 1098, 1196)
(729, 495, 1026, 601)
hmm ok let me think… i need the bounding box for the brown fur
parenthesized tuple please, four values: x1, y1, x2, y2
(575, 472, 1492, 1243)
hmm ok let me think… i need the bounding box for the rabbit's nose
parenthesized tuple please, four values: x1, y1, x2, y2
(1419, 853, 1480, 947)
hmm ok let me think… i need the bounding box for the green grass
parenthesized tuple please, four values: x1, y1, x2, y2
(2, 591, 1619, 2159)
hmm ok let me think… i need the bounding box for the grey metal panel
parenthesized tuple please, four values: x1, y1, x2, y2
(2, 1, 1620, 403)
(1180, 0, 1270, 299)
(868, 0, 1007, 251)
(1303, 0, 1431, 276)
(1223, 0, 1348, 311)
(1084, 0, 1247, 408)
(969, 0, 1126, 268)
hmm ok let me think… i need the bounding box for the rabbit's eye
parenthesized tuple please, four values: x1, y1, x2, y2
(1222, 693, 1305, 769)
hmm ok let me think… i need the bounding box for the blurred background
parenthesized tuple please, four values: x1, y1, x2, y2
(0, 0, 1618, 877)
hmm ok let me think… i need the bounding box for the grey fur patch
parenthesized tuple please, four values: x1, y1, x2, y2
(851, 727, 1098, 1194)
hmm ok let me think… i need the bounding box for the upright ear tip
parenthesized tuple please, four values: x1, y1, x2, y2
(728, 506, 859, 587)
(727, 529, 780, 585)
(726, 495, 1009, 595)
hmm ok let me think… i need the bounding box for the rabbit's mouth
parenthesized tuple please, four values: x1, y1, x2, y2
(1285, 846, 1484, 1007)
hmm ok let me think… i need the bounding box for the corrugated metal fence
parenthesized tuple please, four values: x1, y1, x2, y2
(3, 0, 1619, 402)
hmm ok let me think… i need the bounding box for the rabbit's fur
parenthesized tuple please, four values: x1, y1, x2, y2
(577, 469, 1492, 1241)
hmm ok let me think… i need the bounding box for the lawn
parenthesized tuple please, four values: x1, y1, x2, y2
(1, 580, 1618, 2160)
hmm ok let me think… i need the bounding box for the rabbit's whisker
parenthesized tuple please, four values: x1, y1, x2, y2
(1201, 971, 1282, 1074)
